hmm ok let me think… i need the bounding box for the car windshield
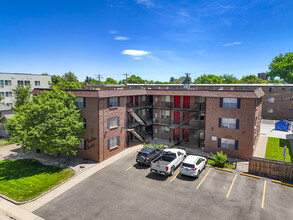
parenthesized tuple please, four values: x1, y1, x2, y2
(162, 153, 176, 162)
(182, 163, 195, 168)
(138, 152, 148, 157)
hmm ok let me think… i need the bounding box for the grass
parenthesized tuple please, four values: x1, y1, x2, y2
(208, 159, 235, 169)
(0, 139, 9, 147)
(265, 137, 292, 162)
(0, 159, 75, 202)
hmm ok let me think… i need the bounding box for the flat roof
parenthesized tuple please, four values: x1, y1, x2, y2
(0, 72, 51, 76)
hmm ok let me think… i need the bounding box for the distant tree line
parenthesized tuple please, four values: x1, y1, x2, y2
(47, 52, 292, 89)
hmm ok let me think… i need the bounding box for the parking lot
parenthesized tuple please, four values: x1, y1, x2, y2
(34, 150, 293, 220)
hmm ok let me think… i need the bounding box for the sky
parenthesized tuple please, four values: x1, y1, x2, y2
(1, 0, 293, 82)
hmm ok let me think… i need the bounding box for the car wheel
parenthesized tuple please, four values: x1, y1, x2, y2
(170, 166, 175, 176)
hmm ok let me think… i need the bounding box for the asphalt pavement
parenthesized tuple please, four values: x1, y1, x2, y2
(34, 150, 293, 220)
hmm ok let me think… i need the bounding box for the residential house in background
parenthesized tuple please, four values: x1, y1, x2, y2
(0, 104, 14, 137)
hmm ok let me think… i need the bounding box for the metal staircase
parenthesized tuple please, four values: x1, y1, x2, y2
(127, 129, 146, 142)
(128, 108, 146, 126)
(170, 112, 200, 129)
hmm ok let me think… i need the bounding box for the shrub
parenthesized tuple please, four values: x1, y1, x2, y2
(210, 151, 227, 168)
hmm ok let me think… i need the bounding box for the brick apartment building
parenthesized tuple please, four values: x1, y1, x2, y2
(33, 86, 264, 162)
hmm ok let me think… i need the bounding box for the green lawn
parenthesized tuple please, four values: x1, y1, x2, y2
(0, 140, 9, 147)
(0, 159, 75, 202)
(265, 137, 292, 162)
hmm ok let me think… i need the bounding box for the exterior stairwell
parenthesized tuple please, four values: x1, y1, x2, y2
(170, 112, 199, 129)
(127, 129, 146, 142)
(128, 108, 146, 126)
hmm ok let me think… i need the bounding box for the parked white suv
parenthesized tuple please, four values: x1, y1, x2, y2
(180, 155, 207, 178)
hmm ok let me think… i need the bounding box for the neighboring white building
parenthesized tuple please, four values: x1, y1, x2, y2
(0, 73, 51, 108)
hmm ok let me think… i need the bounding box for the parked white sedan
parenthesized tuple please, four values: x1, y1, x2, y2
(180, 155, 207, 178)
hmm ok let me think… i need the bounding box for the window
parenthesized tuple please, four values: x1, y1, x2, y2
(280, 108, 285, 112)
(154, 128, 157, 134)
(162, 110, 170, 118)
(220, 98, 240, 108)
(291, 88, 293, 92)
(282, 88, 287, 91)
(76, 139, 86, 150)
(219, 118, 239, 129)
(107, 97, 120, 107)
(281, 98, 286, 101)
(219, 138, 238, 150)
(289, 109, 293, 112)
(290, 98, 293, 101)
(162, 96, 170, 102)
(141, 109, 145, 117)
(269, 87, 275, 93)
(162, 126, 169, 134)
(268, 97, 274, 103)
(17, 80, 24, 86)
(74, 97, 86, 108)
(35, 81, 40, 86)
(5, 80, 11, 86)
(267, 108, 274, 113)
(0, 92, 4, 98)
(6, 103, 13, 108)
(83, 118, 87, 129)
(5, 92, 12, 97)
(108, 117, 120, 128)
(0, 80, 4, 88)
(108, 136, 120, 149)
(24, 80, 30, 85)
(141, 95, 146, 101)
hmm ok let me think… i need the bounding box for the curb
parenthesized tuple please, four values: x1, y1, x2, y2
(240, 173, 261, 179)
(215, 167, 233, 173)
(0, 198, 44, 220)
(271, 180, 293, 187)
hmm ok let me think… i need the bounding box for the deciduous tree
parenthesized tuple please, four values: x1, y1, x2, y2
(6, 87, 85, 156)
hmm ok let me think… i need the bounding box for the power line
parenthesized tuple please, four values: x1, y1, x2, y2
(123, 73, 129, 86)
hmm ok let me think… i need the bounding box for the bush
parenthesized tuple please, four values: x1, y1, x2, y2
(210, 151, 227, 168)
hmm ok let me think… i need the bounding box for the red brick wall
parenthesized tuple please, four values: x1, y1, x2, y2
(97, 97, 127, 162)
(76, 97, 100, 162)
(205, 97, 258, 160)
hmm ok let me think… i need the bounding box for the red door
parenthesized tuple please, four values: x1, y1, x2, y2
(129, 132, 133, 140)
(129, 96, 133, 104)
(183, 96, 190, 109)
(183, 112, 190, 125)
(129, 114, 133, 123)
(183, 129, 189, 142)
(174, 129, 179, 141)
(174, 111, 180, 124)
(174, 96, 180, 108)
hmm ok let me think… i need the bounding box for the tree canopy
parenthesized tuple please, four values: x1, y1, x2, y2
(195, 74, 223, 84)
(12, 84, 31, 109)
(240, 75, 267, 84)
(51, 72, 82, 89)
(267, 52, 293, 83)
(6, 87, 85, 156)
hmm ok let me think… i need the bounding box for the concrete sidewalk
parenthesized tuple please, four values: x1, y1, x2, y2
(20, 145, 142, 212)
(253, 135, 268, 158)
(0, 145, 142, 219)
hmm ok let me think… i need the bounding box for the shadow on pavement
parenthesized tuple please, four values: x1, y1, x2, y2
(176, 173, 196, 182)
(145, 172, 168, 181)
(133, 163, 150, 170)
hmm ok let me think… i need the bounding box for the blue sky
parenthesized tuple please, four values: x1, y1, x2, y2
(1, 0, 293, 82)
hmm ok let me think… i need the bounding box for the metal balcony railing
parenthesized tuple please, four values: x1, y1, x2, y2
(126, 101, 152, 108)
(153, 102, 205, 111)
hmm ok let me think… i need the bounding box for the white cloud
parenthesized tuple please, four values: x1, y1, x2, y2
(133, 57, 142, 60)
(122, 49, 151, 56)
(108, 30, 118, 34)
(136, 0, 154, 8)
(114, 36, 130, 40)
(222, 42, 242, 47)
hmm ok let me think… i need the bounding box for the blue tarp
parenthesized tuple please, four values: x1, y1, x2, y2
(275, 120, 291, 131)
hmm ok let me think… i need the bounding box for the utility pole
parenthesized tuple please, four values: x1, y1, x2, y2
(185, 72, 191, 89)
(97, 74, 103, 86)
(123, 73, 129, 88)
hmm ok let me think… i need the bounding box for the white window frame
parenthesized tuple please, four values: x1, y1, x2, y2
(5, 80, 11, 86)
(267, 108, 274, 113)
(76, 139, 86, 150)
(162, 126, 170, 134)
(141, 109, 146, 117)
(0, 80, 4, 88)
(108, 117, 120, 128)
(108, 136, 120, 149)
(5, 92, 12, 97)
(221, 138, 236, 150)
(108, 97, 119, 107)
(222, 118, 236, 129)
(35, 81, 41, 86)
(74, 97, 85, 108)
(223, 98, 237, 108)
(141, 95, 146, 101)
(162, 110, 170, 118)
(162, 95, 170, 102)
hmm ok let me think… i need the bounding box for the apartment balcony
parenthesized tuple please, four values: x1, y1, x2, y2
(153, 102, 206, 112)
(128, 115, 153, 128)
(126, 101, 152, 109)
(152, 117, 171, 125)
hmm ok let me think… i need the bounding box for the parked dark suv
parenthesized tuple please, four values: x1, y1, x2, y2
(136, 147, 163, 166)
